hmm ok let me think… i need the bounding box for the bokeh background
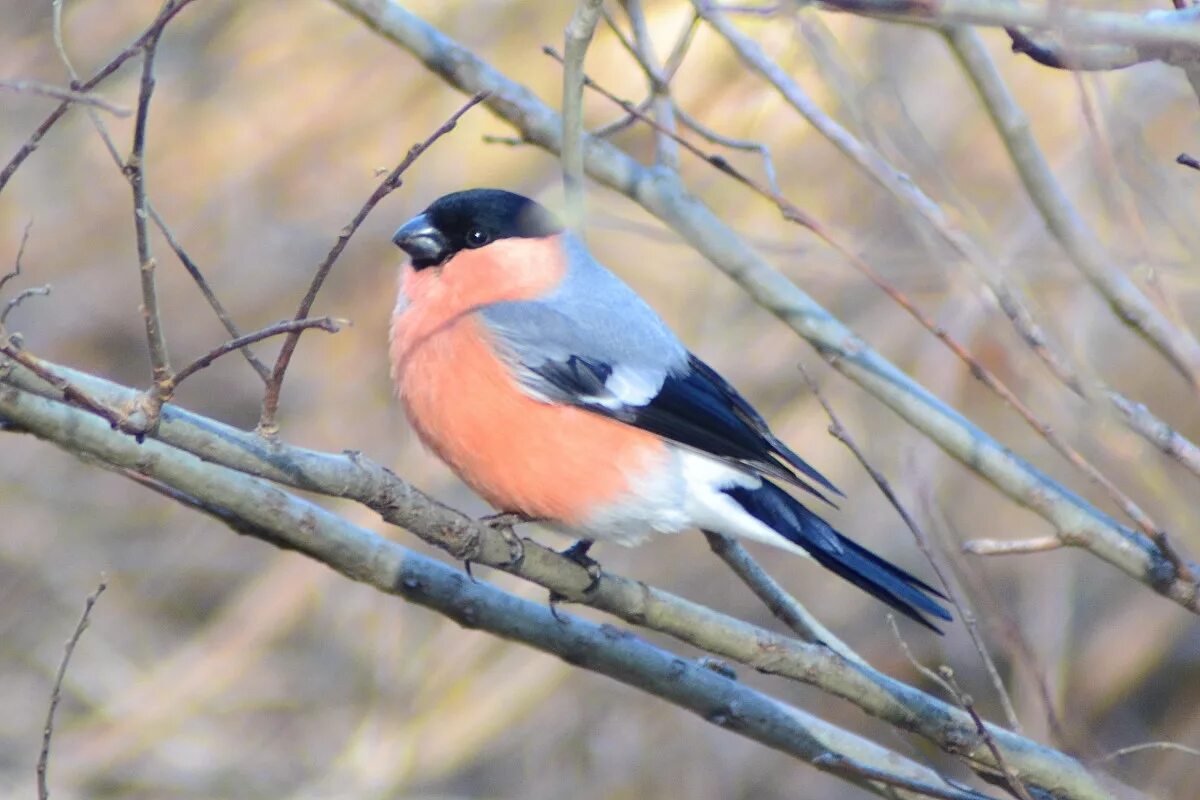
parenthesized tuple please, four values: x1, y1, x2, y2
(3, 1, 1200, 797)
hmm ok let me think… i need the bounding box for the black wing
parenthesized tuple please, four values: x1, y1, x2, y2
(535, 352, 842, 505)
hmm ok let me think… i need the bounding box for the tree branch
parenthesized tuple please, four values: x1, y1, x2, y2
(0, 358, 1124, 800)
(256, 91, 488, 436)
(0, 381, 1005, 800)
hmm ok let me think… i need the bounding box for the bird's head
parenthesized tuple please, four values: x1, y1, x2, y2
(393, 189, 563, 271)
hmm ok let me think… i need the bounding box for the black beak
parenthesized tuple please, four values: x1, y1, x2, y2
(392, 213, 449, 269)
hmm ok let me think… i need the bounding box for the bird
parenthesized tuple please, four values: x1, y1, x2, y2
(388, 188, 950, 631)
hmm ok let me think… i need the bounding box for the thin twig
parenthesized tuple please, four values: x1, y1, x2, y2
(0, 343, 129, 430)
(619, 0, 680, 168)
(701, 530, 867, 667)
(562, 0, 604, 230)
(918, 491, 1075, 751)
(127, 20, 173, 413)
(49, 2, 272, 384)
(938, 667, 1036, 800)
(1177, 153, 1200, 171)
(799, 364, 1022, 732)
(963, 537, 1065, 556)
(696, 1, 1087, 399)
(0, 220, 34, 297)
(813, 753, 1000, 800)
(0, 79, 131, 116)
(1, 285, 52, 327)
(37, 580, 106, 800)
(173, 317, 344, 387)
(257, 91, 489, 436)
(0, 0, 200, 195)
(1093, 741, 1200, 764)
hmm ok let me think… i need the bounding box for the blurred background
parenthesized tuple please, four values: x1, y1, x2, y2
(2, 1, 1199, 797)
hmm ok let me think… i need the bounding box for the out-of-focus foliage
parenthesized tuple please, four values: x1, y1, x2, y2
(2, 1, 1199, 798)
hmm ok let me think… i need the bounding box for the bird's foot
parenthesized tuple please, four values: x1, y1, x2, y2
(548, 539, 602, 622)
(464, 511, 532, 577)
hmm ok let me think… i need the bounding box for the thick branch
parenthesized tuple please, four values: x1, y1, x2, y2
(0, 382, 992, 800)
(0, 359, 1122, 800)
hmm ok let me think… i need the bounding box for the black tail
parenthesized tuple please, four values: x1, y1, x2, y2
(722, 482, 951, 633)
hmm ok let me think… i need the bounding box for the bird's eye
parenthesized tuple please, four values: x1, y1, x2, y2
(465, 228, 491, 248)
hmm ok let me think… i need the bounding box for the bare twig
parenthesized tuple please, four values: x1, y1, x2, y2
(1177, 153, 1200, 171)
(0, 345, 129, 430)
(701, 530, 866, 666)
(173, 317, 344, 387)
(0, 79, 130, 116)
(618, 0, 680, 168)
(1093, 741, 1200, 764)
(49, 2, 271, 384)
(127, 22, 173, 413)
(962, 537, 1065, 556)
(944, 27, 1200, 393)
(562, 0, 604, 229)
(696, 1, 1086, 398)
(1, 285, 52, 328)
(0, 221, 33, 297)
(256, 91, 488, 436)
(37, 580, 106, 800)
(813, 753, 1000, 800)
(0, 0, 200, 194)
(938, 667, 1036, 800)
(799, 364, 1022, 732)
(1108, 391, 1200, 479)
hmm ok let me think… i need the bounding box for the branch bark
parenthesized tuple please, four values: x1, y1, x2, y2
(0, 379, 1004, 800)
(0, 358, 1125, 800)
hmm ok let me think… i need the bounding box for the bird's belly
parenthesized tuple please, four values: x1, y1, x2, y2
(392, 312, 671, 530)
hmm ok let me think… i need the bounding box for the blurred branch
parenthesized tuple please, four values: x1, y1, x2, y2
(962, 537, 1065, 556)
(944, 27, 1200, 392)
(333, 0, 1198, 615)
(0, 382, 1009, 800)
(37, 580, 106, 800)
(0, 358, 1125, 799)
(816, 0, 1200, 53)
(1094, 741, 1200, 764)
(1178, 153, 1200, 171)
(172, 317, 344, 388)
(561, 0, 603, 229)
(0, 79, 130, 116)
(695, 1, 1086, 398)
(256, 91, 488, 436)
(617, 0, 680, 168)
(1004, 28, 1149, 71)
(0, 0, 201, 195)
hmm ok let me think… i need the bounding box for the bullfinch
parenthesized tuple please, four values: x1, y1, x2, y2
(389, 188, 950, 631)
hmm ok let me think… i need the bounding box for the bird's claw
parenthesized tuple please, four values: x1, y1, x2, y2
(547, 539, 602, 622)
(476, 511, 528, 569)
(560, 538, 602, 593)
